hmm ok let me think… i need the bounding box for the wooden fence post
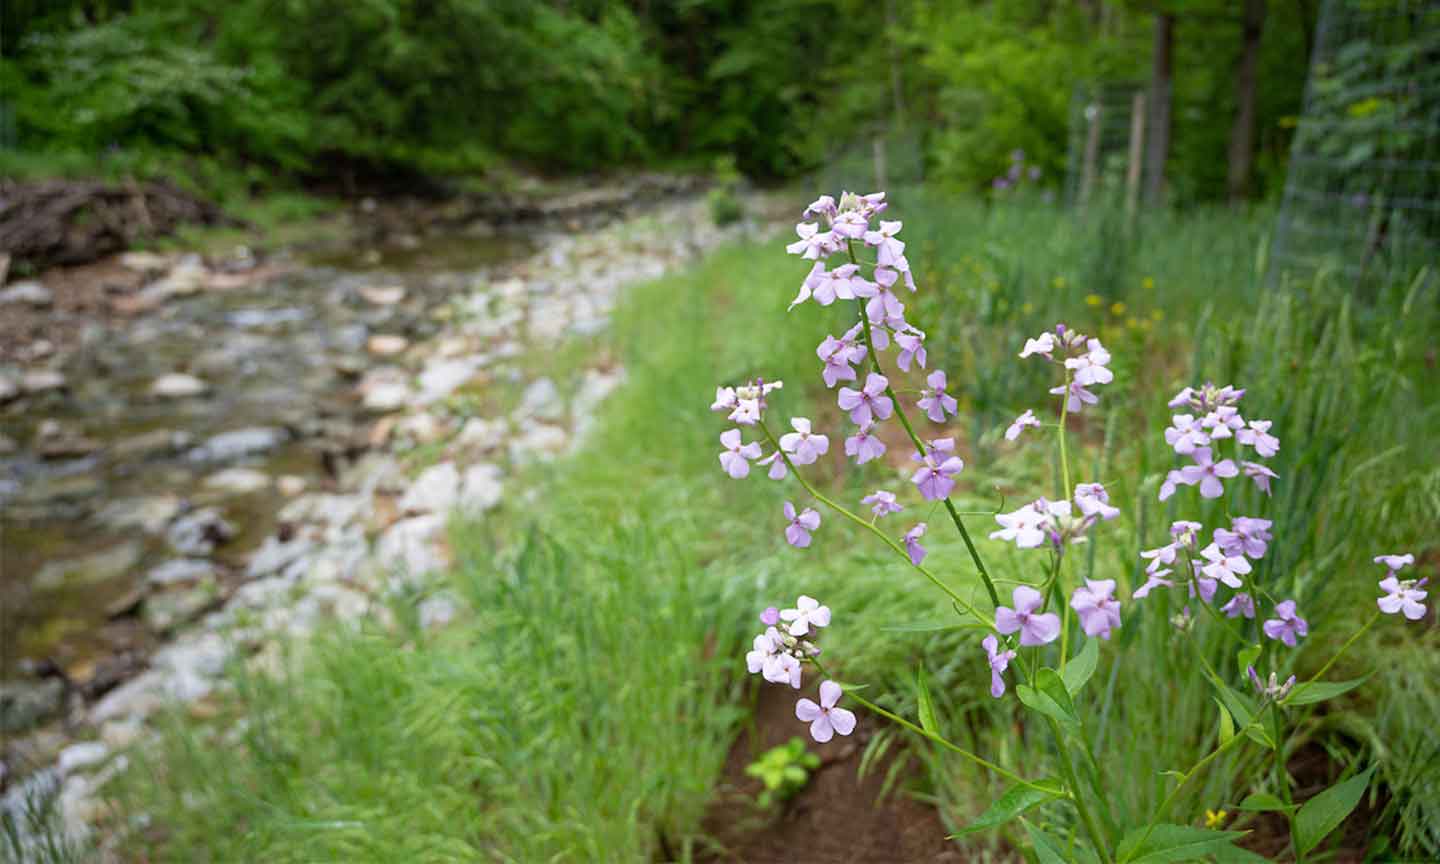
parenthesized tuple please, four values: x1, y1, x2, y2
(1126, 89, 1147, 224)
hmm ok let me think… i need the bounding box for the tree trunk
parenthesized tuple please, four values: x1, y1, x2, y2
(1145, 12, 1175, 207)
(1228, 0, 1266, 204)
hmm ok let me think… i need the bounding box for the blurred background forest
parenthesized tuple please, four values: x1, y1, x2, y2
(3, 0, 1313, 205)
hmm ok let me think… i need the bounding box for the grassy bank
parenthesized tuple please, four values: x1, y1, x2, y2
(97, 194, 1439, 861)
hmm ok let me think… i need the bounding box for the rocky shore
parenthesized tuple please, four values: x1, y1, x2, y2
(1, 183, 770, 855)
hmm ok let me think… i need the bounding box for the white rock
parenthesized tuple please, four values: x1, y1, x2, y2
(277, 475, 307, 496)
(203, 467, 270, 494)
(456, 417, 507, 450)
(517, 377, 563, 420)
(416, 358, 481, 404)
(399, 462, 460, 514)
(20, 369, 66, 394)
(57, 742, 109, 776)
(0, 280, 53, 307)
(395, 412, 444, 444)
(146, 558, 217, 587)
(100, 718, 144, 750)
(96, 495, 183, 535)
(187, 426, 288, 462)
(119, 251, 171, 272)
(367, 334, 409, 356)
(509, 423, 568, 463)
(575, 368, 625, 415)
(376, 515, 448, 578)
(149, 372, 208, 398)
(247, 535, 314, 578)
(359, 285, 406, 306)
(0, 374, 18, 403)
(363, 383, 410, 413)
(460, 463, 504, 513)
(89, 671, 165, 723)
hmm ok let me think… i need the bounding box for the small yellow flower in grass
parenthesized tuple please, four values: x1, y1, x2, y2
(1110, 301, 1127, 316)
(1021, 302, 1034, 315)
(1142, 276, 1155, 290)
(1150, 309, 1164, 321)
(1204, 809, 1228, 829)
(1053, 276, 1068, 290)
(1085, 293, 1103, 307)
(1125, 316, 1140, 330)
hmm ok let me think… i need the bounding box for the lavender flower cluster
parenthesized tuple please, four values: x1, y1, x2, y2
(710, 190, 1424, 746)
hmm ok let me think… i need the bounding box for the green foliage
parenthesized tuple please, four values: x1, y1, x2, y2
(707, 155, 745, 226)
(744, 737, 820, 809)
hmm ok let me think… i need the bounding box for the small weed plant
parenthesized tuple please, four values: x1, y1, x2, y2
(745, 737, 821, 810)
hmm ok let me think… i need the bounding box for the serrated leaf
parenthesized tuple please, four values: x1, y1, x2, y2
(1117, 824, 1246, 863)
(1215, 697, 1235, 745)
(949, 778, 1064, 837)
(1018, 669, 1080, 734)
(1062, 637, 1099, 696)
(1237, 792, 1296, 813)
(916, 666, 939, 736)
(1283, 673, 1372, 707)
(1206, 672, 1273, 749)
(1295, 766, 1376, 856)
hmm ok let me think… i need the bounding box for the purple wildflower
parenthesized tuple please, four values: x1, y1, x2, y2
(917, 370, 958, 422)
(1020, 332, 1056, 359)
(780, 595, 831, 637)
(1179, 447, 1239, 499)
(1201, 406, 1245, 440)
(866, 267, 906, 323)
(783, 502, 821, 548)
(990, 501, 1048, 549)
(862, 490, 903, 518)
(780, 417, 830, 465)
(844, 423, 887, 464)
(1164, 415, 1211, 455)
(995, 585, 1062, 646)
(863, 220, 906, 267)
(982, 635, 1016, 698)
(758, 451, 787, 480)
(1050, 380, 1099, 413)
(903, 522, 928, 565)
(1064, 339, 1113, 387)
(1378, 575, 1428, 620)
(785, 222, 839, 260)
(1375, 553, 1415, 571)
(1243, 461, 1278, 495)
(1262, 600, 1309, 647)
(795, 680, 857, 743)
(1200, 542, 1251, 588)
(911, 438, 964, 500)
(1248, 667, 1296, 700)
(894, 328, 927, 371)
(1133, 568, 1174, 599)
(1074, 482, 1120, 521)
(1221, 592, 1256, 619)
(1236, 419, 1279, 457)
(1070, 579, 1122, 639)
(760, 607, 780, 626)
(837, 373, 893, 425)
(1005, 409, 1041, 441)
(719, 429, 762, 478)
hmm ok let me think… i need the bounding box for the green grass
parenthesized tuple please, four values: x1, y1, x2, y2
(93, 193, 1440, 861)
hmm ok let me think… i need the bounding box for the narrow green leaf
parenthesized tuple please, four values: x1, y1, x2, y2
(1295, 766, 1376, 856)
(1025, 821, 1071, 864)
(1237, 792, 1296, 813)
(1117, 824, 1246, 863)
(1017, 670, 1080, 734)
(1062, 637, 1100, 696)
(916, 666, 939, 736)
(949, 777, 1064, 837)
(1236, 644, 1262, 677)
(1215, 697, 1235, 745)
(1206, 672, 1273, 749)
(1283, 674, 1372, 707)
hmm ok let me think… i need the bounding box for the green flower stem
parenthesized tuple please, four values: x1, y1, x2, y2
(842, 240, 1003, 610)
(810, 658, 1058, 796)
(1057, 368, 1073, 495)
(758, 421, 990, 626)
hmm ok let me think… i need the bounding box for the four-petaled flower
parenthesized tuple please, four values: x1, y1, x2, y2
(1064, 339, 1113, 387)
(838, 373, 894, 426)
(1133, 568, 1174, 599)
(912, 438, 965, 500)
(786, 222, 838, 260)
(795, 680, 857, 743)
(982, 634, 1016, 698)
(1005, 409, 1041, 441)
(895, 329, 927, 371)
(780, 417, 830, 465)
(719, 429, 762, 478)
(1236, 419, 1279, 457)
(862, 490, 903, 518)
(1221, 592, 1255, 619)
(844, 422, 888, 465)
(991, 501, 1049, 549)
(1374, 553, 1415, 572)
(863, 220, 906, 267)
(1178, 447, 1239, 499)
(1074, 483, 1120, 521)
(1378, 574, 1428, 620)
(1243, 461, 1278, 495)
(1164, 415, 1211, 454)
(1070, 579, 1122, 639)
(917, 370, 958, 422)
(780, 595, 832, 637)
(1262, 599, 1309, 647)
(1199, 542, 1252, 588)
(1019, 332, 1055, 359)
(995, 586, 1061, 646)
(783, 502, 821, 548)
(903, 522, 928, 565)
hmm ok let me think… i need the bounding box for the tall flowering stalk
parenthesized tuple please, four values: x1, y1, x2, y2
(710, 191, 1423, 862)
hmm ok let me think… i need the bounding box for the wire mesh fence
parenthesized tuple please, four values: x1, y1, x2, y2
(1270, 0, 1440, 289)
(1063, 82, 1151, 210)
(816, 127, 925, 195)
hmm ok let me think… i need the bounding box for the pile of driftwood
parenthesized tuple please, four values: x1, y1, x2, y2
(0, 179, 237, 272)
